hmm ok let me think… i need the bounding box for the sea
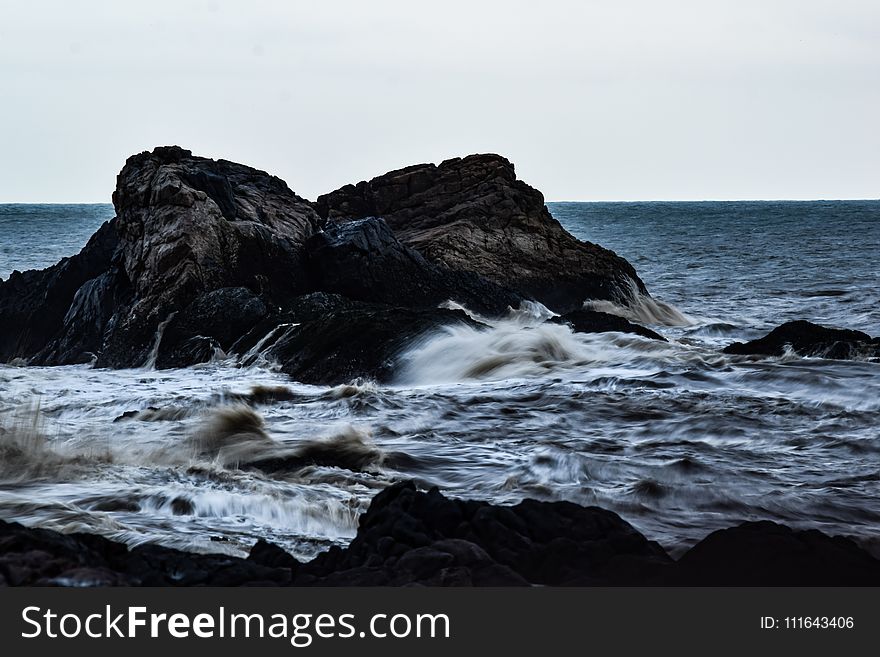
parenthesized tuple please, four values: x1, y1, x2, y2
(1, 200, 878, 559)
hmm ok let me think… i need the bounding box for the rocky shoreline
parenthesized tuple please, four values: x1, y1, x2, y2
(3, 481, 879, 586)
(2, 146, 877, 379)
(0, 147, 650, 382)
(2, 147, 879, 587)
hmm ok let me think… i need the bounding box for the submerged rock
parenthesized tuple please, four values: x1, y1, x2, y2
(549, 308, 666, 341)
(316, 154, 646, 313)
(3, 482, 878, 586)
(723, 320, 880, 359)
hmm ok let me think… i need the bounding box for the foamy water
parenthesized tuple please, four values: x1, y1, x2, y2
(1, 202, 879, 560)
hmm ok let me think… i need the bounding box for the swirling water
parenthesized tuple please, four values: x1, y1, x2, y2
(0, 201, 878, 560)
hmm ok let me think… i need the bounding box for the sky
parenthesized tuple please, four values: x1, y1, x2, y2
(0, 0, 878, 202)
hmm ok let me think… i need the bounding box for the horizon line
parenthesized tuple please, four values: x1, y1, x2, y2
(2, 197, 880, 205)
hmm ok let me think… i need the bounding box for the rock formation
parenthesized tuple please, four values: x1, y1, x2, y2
(3, 482, 878, 587)
(550, 308, 666, 341)
(724, 320, 880, 360)
(0, 147, 653, 383)
(316, 154, 646, 313)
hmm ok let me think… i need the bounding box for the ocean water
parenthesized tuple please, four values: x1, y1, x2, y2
(0, 201, 878, 560)
(0, 204, 114, 280)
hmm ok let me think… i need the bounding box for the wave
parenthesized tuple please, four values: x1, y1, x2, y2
(586, 279, 693, 326)
(439, 299, 555, 326)
(143, 311, 177, 369)
(0, 406, 111, 483)
(397, 321, 595, 384)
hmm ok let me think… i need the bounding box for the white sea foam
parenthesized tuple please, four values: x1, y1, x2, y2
(585, 278, 693, 327)
(143, 311, 178, 369)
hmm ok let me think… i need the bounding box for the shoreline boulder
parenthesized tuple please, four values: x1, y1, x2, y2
(723, 320, 880, 360)
(3, 481, 879, 587)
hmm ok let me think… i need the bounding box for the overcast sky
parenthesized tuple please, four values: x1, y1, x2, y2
(1, 0, 878, 202)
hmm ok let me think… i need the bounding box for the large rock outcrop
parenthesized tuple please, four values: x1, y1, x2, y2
(0, 147, 651, 382)
(99, 146, 322, 367)
(316, 154, 646, 313)
(3, 482, 879, 586)
(0, 146, 323, 369)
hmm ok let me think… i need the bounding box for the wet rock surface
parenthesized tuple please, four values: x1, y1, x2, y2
(723, 320, 880, 359)
(3, 482, 878, 587)
(0, 147, 648, 380)
(261, 303, 483, 385)
(304, 216, 522, 316)
(0, 219, 120, 364)
(549, 308, 666, 341)
(316, 154, 646, 313)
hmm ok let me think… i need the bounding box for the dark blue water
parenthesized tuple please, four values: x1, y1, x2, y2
(0, 204, 113, 280)
(549, 201, 880, 337)
(1, 202, 878, 559)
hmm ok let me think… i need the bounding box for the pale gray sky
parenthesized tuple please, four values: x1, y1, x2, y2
(1, 0, 878, 202)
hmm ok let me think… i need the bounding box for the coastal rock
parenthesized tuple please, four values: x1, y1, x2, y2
(1, 147, 652, 376)
(296, 482, 672, 586)
(154, 287, 268, 368)
(668, 521, 880, 586)
(1, 147, 322, 368)
(0, 218, 120, 363)
(259, 302, 484, 385)
(3, 482, 880, 586)
(549, 308, 666, 341)
(98, 146, 322, 367)
(723, 320, 880, 359)
(316, 154, 646, 313)
(304, 217, 521, 316)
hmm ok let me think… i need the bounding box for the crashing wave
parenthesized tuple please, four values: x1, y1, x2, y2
(585, 278, 693, 327)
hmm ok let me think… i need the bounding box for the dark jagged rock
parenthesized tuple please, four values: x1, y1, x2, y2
(0, 517, 292, 586)
(296, 482, 671, 586)
(3, 482, 880, 587)
(667, 521, 880, 586)
(97, 146, 322, 367)
(723, 320, 880, 360)
(154, 287, 268, 368)
(247, 539, 300, 572)
(0, 219, 120, 363)
(549, 308, 666, 341)
(305, 217, 521, 316)
(1, 147, 322, 368)
(1, 147, 653, 375)
(316, 154, 646, 313)
(262, 303, 483, 385)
